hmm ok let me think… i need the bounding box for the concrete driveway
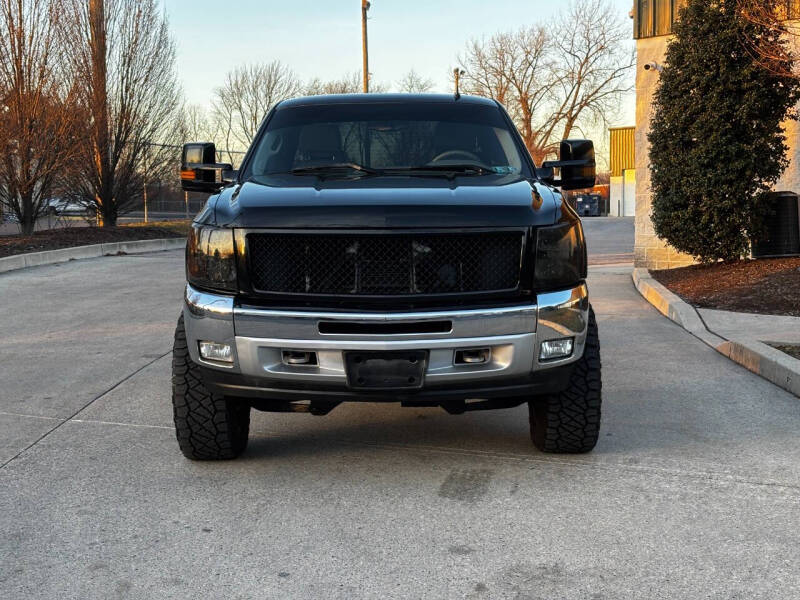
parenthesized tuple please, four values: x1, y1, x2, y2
(583, 216, 634, 265)
(1, 218, 798, 599)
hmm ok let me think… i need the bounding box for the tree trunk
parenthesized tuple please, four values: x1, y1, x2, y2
(20, 217, 36, 236)
(19, 191, 36, 236)
(100, 196, 117, 226)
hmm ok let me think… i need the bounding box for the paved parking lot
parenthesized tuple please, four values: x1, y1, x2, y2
(1, 218, 799, 599)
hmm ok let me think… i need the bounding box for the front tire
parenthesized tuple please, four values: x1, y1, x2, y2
(529, 306, 602, 453)
(171, 315, 250, 460)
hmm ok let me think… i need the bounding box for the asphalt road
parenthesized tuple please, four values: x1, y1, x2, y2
(2, 219, 799, 599)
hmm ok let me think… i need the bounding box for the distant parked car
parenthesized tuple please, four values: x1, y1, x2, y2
(46, 198, 86, 216)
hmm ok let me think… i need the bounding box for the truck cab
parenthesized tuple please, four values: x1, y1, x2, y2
(173, 94, 601, 460)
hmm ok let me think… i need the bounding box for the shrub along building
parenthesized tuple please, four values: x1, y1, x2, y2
(631, 0, 800, 268)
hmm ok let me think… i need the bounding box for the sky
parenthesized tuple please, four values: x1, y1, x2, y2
(163, 0, 636, 141)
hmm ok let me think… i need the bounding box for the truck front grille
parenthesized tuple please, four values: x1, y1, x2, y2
(246, 231, 523, 296)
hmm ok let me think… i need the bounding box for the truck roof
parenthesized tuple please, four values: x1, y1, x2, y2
(277, 93, 498, 109)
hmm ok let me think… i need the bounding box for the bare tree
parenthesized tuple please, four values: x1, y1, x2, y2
(178, 102, 245, 166)
(304, 72, 361, 95)
(181, 103, 218, 143)
(459, 26, 554, 161)
(737, 0, 799, 77)
(212, 61, 301, 149)
(210, 96, 238, 165)
(458, 0, 633, 163)
(209, 67, 388, 155)
(397, 69, 435, 93)
(0, 0, 81, 234)
(62, 0, 181, 226)
(304, 71, 388, 95)
(549, 0, 634, 144)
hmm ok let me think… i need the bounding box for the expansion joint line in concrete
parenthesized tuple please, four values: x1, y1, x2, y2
(0, 350, 171, 471)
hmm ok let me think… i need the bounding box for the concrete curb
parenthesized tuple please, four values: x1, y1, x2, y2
(632, 268, 800, 397)
(0, 237, 186, 275)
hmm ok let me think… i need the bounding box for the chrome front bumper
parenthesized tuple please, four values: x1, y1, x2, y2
(183, 284, 589, 389)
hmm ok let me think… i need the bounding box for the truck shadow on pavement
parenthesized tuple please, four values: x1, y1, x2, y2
(238, 403, 593, 462)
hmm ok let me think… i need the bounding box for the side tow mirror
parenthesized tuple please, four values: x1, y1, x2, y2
(180, 142, 237, 193)
(541, 139, 596, 191)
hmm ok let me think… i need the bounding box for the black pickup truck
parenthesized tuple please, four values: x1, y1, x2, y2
(175, 94, 601, 460)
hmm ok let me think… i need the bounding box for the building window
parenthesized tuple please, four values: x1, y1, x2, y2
(634, 0, 685, 39)
(655, 0, 671, 35)
(636, 0, 653, 39)
(636, 0, 800, 39)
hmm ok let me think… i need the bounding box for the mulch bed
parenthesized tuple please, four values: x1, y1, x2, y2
(0, 221, 190, 258)
(768, 343, 800, 361)
(651, 257, 800, 317)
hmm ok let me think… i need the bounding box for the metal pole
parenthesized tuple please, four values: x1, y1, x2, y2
(143, 152, 148, 223)
(184, 191, 189, 220)
(361, 0, 370, 93)
(453, 68, 464, 98)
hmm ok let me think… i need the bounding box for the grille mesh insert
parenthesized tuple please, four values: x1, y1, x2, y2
(247, 231, 522, 296)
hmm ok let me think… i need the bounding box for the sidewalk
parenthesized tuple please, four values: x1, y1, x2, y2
(633, 268, 800, 397)
(0, 238, 186, 274)
(698, 309, 800, 344)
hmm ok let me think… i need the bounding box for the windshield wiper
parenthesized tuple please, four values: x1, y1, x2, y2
(290, 163, 382, 176)
(385, 163, 493, 176)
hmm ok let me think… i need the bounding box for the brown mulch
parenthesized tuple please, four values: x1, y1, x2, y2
(768, 343, 800, 360)
(651, 257, 800, 317)
(0, 221, 190, 258)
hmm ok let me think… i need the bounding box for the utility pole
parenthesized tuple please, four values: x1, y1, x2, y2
(361, 0, 370, 93)
(89, 0, 110, 226)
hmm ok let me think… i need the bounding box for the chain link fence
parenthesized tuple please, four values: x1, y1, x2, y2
(0, 189, 211, 235)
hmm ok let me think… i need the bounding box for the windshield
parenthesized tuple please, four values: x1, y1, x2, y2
(243, 101, 529, 178)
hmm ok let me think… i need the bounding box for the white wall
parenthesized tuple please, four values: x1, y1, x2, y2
(610, 171, 637, 217)
(623, 170, 636, 217)
(609, 176, 623, 216)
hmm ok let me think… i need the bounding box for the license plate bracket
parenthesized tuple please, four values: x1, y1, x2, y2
(344, 351, 428, 391)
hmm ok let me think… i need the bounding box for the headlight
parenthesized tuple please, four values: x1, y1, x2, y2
(186, 225, 237, 292)
(534, 220, 587, 289)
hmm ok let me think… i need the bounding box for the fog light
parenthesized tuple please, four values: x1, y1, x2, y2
(540, 338, 574, 361)
(199, 341, 233, 363)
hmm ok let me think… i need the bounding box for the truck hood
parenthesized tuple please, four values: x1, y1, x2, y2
(203, 173, 561, 229)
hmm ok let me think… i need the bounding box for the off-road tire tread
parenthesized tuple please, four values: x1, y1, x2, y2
(172, 315, 250, 460)
(529, 306, 602, 453)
